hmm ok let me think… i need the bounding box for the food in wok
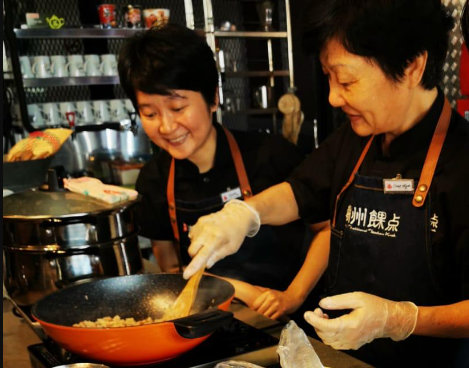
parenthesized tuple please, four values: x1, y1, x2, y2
(73, 315, 157, 328)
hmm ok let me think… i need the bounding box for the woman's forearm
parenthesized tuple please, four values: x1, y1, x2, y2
(151, 240, 179, 272)
(414, 300, 469, 337)
(247, 182, 300, 226)
(286, 221, 330, 302)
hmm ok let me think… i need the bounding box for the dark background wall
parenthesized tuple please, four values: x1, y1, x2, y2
(289, 0, 344, 154)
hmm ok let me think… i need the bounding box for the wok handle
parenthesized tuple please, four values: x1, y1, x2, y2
(173, 309, 233, 339)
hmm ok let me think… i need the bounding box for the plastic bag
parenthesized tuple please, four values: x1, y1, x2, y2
(277, 320, 325, 368)
(215, 361, 265, 368)
(6, 128, 72, 161)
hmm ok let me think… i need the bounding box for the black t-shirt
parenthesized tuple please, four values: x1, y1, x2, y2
(136, 123, 309, 289)
(288, 90, 469, 300)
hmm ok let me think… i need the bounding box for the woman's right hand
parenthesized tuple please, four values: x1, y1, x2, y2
(184, 199, 261, 279)
(252, 288, 304, 320)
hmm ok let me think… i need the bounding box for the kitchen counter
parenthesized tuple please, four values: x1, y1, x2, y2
(229, 302, 373, 368)
(3, 298, 373, 368)
(3, 299, 42, 368)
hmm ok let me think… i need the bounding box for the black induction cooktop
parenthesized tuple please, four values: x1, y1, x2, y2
(28, 317, 280, 368)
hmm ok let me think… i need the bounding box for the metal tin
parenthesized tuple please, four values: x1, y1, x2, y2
(97, 4, 117, 29)
(123, 4, 142, 28)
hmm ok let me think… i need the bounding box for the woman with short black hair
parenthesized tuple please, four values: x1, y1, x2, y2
(118, 24, 310, 305)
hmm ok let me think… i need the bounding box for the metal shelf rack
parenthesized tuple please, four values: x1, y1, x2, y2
(203, 0, 294, 132)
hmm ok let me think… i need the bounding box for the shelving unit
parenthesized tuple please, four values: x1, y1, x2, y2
(13, 28, 142, 38)
(2, 0, 193, 177)
(3, 0, 193, 133)
(4, 0, 293, 135)
(202, 0, 294, 132)
(214, 31, 288, 38)
(21, 76, 119, 88)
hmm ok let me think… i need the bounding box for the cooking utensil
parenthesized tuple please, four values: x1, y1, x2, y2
(3, 189, 142, 307)
(31, 273, 234, 366)
(163, 265, 205, 320)
(278, 91, 303, 145)
(2, 155, 53, 191)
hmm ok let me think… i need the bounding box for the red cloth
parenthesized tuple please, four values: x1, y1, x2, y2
(457, 98, 469, 120)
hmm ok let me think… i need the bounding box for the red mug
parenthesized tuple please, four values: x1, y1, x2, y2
(143, 8, 170, 29)
(98, 4, 117, 28)
(66, 111, 76, 128)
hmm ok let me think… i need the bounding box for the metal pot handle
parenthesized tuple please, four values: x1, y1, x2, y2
(173, 309, 233, 339)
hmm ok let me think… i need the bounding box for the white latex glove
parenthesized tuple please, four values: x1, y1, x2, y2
(183, 199, 260, 279)
(304, 291, 418, 350)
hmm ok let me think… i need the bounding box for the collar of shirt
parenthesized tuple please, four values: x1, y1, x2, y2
(175, 122, 233, 180)
(378, 88, 444, 160)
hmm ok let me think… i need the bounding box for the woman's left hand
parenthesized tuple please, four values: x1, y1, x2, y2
(304, 291, 418, 350)
(252, 288, 302, 320)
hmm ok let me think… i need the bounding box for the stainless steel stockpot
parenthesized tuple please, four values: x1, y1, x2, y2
(3, 189, 143, 306)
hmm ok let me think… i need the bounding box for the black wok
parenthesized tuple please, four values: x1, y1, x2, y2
(31, 273, 235, 366)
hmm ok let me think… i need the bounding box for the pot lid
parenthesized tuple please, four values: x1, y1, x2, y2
(3, 189, 135, 219)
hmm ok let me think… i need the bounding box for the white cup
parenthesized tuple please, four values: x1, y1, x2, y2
(32, 56, 52, 78)
(84, 54, 102, 77)
(50, 55, 69, 77)
(59, 102, 76, 124)
(20, 56, 34, 78)
(27, 104, 46, 128)
(76, 100, 95, 124)
(254, 85, 273, 109)
(42, 102, 62, 127)
(67, 55, 85, 77)
(124, 99, 136, 114)
(100, 54, 117, 76)
(143, 8, 170, 29)
(109, 99, 127, 121)
(93, 100, 111, 122)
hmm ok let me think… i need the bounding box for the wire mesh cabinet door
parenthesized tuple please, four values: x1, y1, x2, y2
(3, 0, 195, 133)
(202, 0, 294, 133)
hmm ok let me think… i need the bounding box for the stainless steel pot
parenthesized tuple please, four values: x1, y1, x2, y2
(3, 189, 143, 306)
(50, 120, 152, 177)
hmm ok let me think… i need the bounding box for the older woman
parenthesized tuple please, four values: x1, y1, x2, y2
(184, 0, 469, 367)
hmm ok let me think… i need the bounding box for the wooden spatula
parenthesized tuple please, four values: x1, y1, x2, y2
(163, 265, 206, 321)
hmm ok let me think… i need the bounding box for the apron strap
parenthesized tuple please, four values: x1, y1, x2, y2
(332, 135, 375, 227)
(332, 97, 452, 226)
(167, 158, 184, 271)
(166, 126, 253, 268)
(222, 126, 253, 198)
(412, 98, 451, 207)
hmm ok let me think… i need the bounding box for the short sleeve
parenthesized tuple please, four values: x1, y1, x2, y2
(287, 123, 360, 224)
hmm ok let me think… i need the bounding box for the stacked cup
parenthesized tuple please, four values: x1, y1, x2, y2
(20, 54, 119, 78)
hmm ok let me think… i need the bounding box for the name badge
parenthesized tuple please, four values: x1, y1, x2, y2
(383, 178, 414, 194)
(221, 187, 242, 203)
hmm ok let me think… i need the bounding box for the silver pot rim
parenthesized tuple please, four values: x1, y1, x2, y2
(3, 189, 138, 220)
